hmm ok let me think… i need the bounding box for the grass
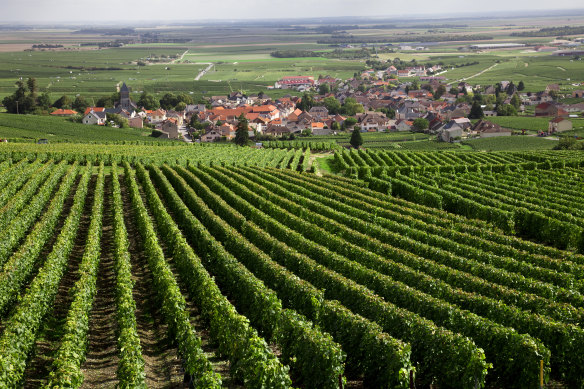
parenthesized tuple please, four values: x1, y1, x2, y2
(0, 113, 163, 143)
(462, 135, 558, 151)
(314, 154, 335, 174)
(476, 116, 584, 132)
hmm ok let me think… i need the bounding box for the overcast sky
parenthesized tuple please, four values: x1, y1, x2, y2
(0, 0, 583, 23)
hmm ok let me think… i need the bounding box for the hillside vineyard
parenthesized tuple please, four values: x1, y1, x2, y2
(1, 152, 584, 388)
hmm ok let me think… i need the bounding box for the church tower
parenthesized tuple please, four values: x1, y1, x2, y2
(116, 82, 137, 111)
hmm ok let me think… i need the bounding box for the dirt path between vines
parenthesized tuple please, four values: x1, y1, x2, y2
(23, 174, 96, 388)
(80, 174, 119, 388)
(120, 174, 186, 388)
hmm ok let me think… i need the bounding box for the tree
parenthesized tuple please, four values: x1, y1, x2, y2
(176, 93, 193, 106)
(297, 93, 314, 112)
(26, 78, 38, 96)
(159, 92, 178, 110)
(468, 101, 484, 119)
(106, 113, 128, 128)
(496, 104, 518, 116)
(2, 79, 37, 114)
(434, 85, 446, 100)
(341, 98, 364, 116)
(510, 94, 521, 110)
(344, 116, 358, 128)
(73, 96, 89, 113)
(318, 83, 331, 95)
(323, 96, 341, 115)
(96, 95, 114, 108)
(53, 95, 72, 109)
(234, 114, 249, 146)
(412, 118, 429, 132)
(410, 80, 419, 91)
(350, 126, 363, 149)
(331, 121, 341, 131)
(175, 102, 187, 111)
(517, 81, 525, 91)
(38, 92, 51, 110)
(137, 92, 159, 110)
(449, 87, 459, 95)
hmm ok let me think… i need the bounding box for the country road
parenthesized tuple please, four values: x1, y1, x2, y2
(195, 63, 214, 81)
(447, 63, 498, 85)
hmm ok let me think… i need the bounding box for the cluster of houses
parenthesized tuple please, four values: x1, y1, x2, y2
(63, 71, 583, 143)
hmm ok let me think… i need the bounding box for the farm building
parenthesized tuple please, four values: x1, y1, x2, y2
(472, 120, 512, 138)
(548, 118, 573, 133)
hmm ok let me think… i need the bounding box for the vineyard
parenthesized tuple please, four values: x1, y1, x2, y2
(0, 150, 584, 388)
(0, 143, 314, 171)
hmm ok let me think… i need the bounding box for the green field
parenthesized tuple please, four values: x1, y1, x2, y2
(462, 135, 559, 150)
(0, 113, 159, 143)
(476, 116, 584, 132)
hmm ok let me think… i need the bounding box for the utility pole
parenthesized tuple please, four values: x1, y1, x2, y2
(16, 100, 19, 115)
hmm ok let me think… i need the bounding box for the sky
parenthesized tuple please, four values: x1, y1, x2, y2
(0, 0, 583, 23)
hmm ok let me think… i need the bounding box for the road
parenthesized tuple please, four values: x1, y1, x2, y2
(446, 63, 498, 86)
(195, 63, 214, 81)
(178, 125, 193, 143)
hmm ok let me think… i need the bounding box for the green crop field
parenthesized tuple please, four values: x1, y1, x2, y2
(462, 135, 559, 150)
(0, 114, 160, 142)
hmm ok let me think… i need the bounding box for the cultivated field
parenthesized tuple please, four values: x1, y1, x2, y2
(1, 151, 584, 388)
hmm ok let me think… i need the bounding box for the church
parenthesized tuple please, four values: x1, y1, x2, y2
(115, 82, 138, 111)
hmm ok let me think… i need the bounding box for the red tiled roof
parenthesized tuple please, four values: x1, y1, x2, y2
(51, 109, 78, 116)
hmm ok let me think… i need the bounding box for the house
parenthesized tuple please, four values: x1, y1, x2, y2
(535, 103, 568, 117)
(149, 109, 167, 123)
(159, 119, 180, 139)
(128, 116, 143, 129)
(437, 120, 465, 141)
(84, 107, 105, 115)
(357, 113, 390, 131)
(309, 106, 329, 120)
(218, 123, 236, 140)
(573, 90, 584, 98)
(275, 76, 315, 89)
(311, 122, 330, 135)
(395, 119, 413, 132)
(545, 84, 560, 93)
(440, 127, 463, 142)
(50, 109, 78, 117)
(548, 118, 573, 133)
(201, 129, 222, 142)
(472, 120, 511, 138)
(82, 110, 107, 125)
(265, 124, 291, 137)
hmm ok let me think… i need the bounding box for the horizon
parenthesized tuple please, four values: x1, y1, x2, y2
(1, 2, 584, 25)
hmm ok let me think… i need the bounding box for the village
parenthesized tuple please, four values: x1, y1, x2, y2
(50, 65, 584, 144)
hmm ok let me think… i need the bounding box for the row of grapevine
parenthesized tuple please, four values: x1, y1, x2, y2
(308, 170, 578, 260)
(173, 164, 489, 389)
(228, 166, 584, 386)
(161, 165, 410, 388)
(0, 162, 77, 316)
(0, 159, 52, 230)
(123, 163, 223, 388)
(195, 165, 552, 388)
(110, 163, 147, 387)
(45, 163, 105, 387)
(268, 168, 583, 322)
(150, 165, 347, 389)
(138, 162, 301, 388)
(0, 163, 91, 386)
